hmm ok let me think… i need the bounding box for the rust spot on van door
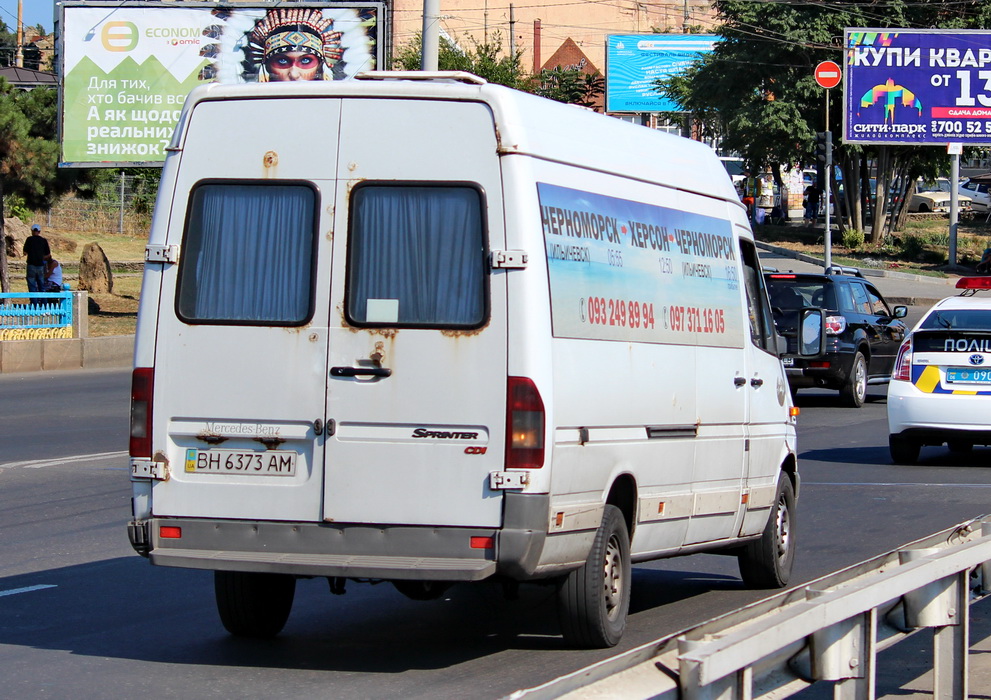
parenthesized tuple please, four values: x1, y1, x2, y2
(197, 431, 228, 445)
(256, 435, 286, 449)
(263, 150, 279, 176)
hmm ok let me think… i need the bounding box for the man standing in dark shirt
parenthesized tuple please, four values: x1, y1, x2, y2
(23, 224, 51, 292)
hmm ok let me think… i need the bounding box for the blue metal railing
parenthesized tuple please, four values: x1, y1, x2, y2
(0, 292, 74, 338)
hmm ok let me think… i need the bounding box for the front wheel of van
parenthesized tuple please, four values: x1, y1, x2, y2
(737, 474, 795, 589)
(557, 505, 631, 648)
(214, 571, 296, 638)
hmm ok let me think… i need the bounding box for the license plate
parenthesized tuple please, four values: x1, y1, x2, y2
(781, 357, 794, 367)
(945, 368, 991, 384)
(184, 448, 297, 476)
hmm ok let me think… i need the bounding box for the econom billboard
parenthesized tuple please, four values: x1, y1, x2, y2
(57, 2, 386, 167)
(605, 34, 718, 113)
(845, 28, 991, 146)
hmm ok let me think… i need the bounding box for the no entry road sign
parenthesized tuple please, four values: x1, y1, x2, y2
(814, 61, 842, 89)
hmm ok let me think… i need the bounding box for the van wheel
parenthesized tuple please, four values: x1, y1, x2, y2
(889, 435, 920, 465)
(557, 505, 630, 648)
(392, 580, 452, 601)
(214, 571, 296, 638)
(840, 352, 867, 408)
(738, 474, 795, 589)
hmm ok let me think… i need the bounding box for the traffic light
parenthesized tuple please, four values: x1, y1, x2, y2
(814, 131, 832, 188)
(814, 131, 832, 165)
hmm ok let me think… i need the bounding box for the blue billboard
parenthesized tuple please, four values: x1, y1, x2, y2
(606, 34, 718, 113)
(845, 29, 991, 146)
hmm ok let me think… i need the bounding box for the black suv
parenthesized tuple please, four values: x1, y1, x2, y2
(764, 267, 908, 407)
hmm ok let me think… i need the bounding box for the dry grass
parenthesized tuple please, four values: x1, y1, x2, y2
(7, 230, 144, 337)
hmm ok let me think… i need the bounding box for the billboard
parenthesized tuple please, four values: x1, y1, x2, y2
(605, 34, 718, 113)
(845, 29, 991, 146)
(57, 2, 386, 167)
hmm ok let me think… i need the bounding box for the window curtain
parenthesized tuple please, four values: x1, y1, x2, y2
(348, 187, 485, 326)
(178, 185, 314, 323)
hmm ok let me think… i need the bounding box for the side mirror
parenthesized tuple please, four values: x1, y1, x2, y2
(797, 308, 826, 357)
(893, 305, 908, 319)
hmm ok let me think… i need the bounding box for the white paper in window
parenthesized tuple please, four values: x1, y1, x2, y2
(366, 298, 399, 323)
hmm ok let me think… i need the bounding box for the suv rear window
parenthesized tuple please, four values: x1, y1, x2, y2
(176, 182, 317, 325)
(346, 184, 487, 328)
(766, 278, 837, 310)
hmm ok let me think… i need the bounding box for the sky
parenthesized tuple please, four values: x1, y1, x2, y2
(2, 0, 56, 35)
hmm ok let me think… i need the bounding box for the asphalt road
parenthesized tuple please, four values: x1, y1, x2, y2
(1, 367, 989, 699)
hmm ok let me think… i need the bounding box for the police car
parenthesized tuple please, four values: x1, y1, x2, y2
(887, 277, 991, 464)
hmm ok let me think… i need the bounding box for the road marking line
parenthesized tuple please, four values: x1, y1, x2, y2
(0, 584, 57, 598)
(0, 451, 128, 471)
(805, 481, 991, 488)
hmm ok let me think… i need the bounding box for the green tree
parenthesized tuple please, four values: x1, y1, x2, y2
(662, 0, 991, 241)
(531, 66, 604, 108)
(393, 31, 529, 90)
(0, 80, 83, 292)
(393, 32, 605, 109)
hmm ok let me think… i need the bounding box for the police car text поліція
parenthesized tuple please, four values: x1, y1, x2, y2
(888, 277, 991, 464)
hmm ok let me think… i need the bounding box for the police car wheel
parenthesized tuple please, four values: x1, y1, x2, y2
(214, 570, 296, 638)
(889, 435, 921, 465)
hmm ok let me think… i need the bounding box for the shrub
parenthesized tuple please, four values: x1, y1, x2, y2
(3, 194, 31, 223)
(899, 235, 924, 259)
(840, 228, 865, 249)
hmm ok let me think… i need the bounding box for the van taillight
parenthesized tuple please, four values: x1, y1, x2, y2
(506, 376, 545, 469)
(130, 367, 154, 457)
(892, 339, 913, 382)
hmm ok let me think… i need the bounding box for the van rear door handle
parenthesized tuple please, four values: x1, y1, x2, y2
(750, 377, 764, 387)
(330, 366, 392, 378)
(734, 377, 747, 387)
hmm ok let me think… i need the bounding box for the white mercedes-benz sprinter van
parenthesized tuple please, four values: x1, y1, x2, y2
(127, 72, 821, 648)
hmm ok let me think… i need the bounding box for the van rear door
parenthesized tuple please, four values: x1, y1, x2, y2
(322, 98, 508, 528)
(150, 97, 340, 522)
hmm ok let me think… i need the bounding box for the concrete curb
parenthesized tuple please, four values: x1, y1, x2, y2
(0, 335, 134, 373)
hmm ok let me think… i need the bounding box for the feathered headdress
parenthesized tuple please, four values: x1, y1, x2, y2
(242, 8, 343, 81)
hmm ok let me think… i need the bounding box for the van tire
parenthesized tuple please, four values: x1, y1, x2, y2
(738, 474, 795, 589)
(840, 351, 867, 408)
(214, 570, 296, 638)
(557, 505, 630, 648)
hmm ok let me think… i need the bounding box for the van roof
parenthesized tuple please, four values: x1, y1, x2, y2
(176, 72, 742, 207)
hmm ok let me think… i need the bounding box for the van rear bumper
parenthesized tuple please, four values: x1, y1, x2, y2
(135, 495, 550, 582)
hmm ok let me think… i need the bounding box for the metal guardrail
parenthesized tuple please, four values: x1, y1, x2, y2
(0, 292, 74, 340)
(509, 516, 991, 700)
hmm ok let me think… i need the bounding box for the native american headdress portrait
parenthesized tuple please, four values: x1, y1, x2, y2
(242, 8, 345, 81)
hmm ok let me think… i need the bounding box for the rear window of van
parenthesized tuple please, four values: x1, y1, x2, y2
(176, 182, 317, 325)
(345, 184, 487, 328)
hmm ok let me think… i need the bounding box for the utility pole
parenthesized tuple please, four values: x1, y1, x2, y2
(509, 5, 515, 58)
(15, 0, 24, 68)
(421, 0, 439, 70)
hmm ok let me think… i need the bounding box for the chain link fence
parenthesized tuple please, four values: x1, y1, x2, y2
(40, 173, 155, 237)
